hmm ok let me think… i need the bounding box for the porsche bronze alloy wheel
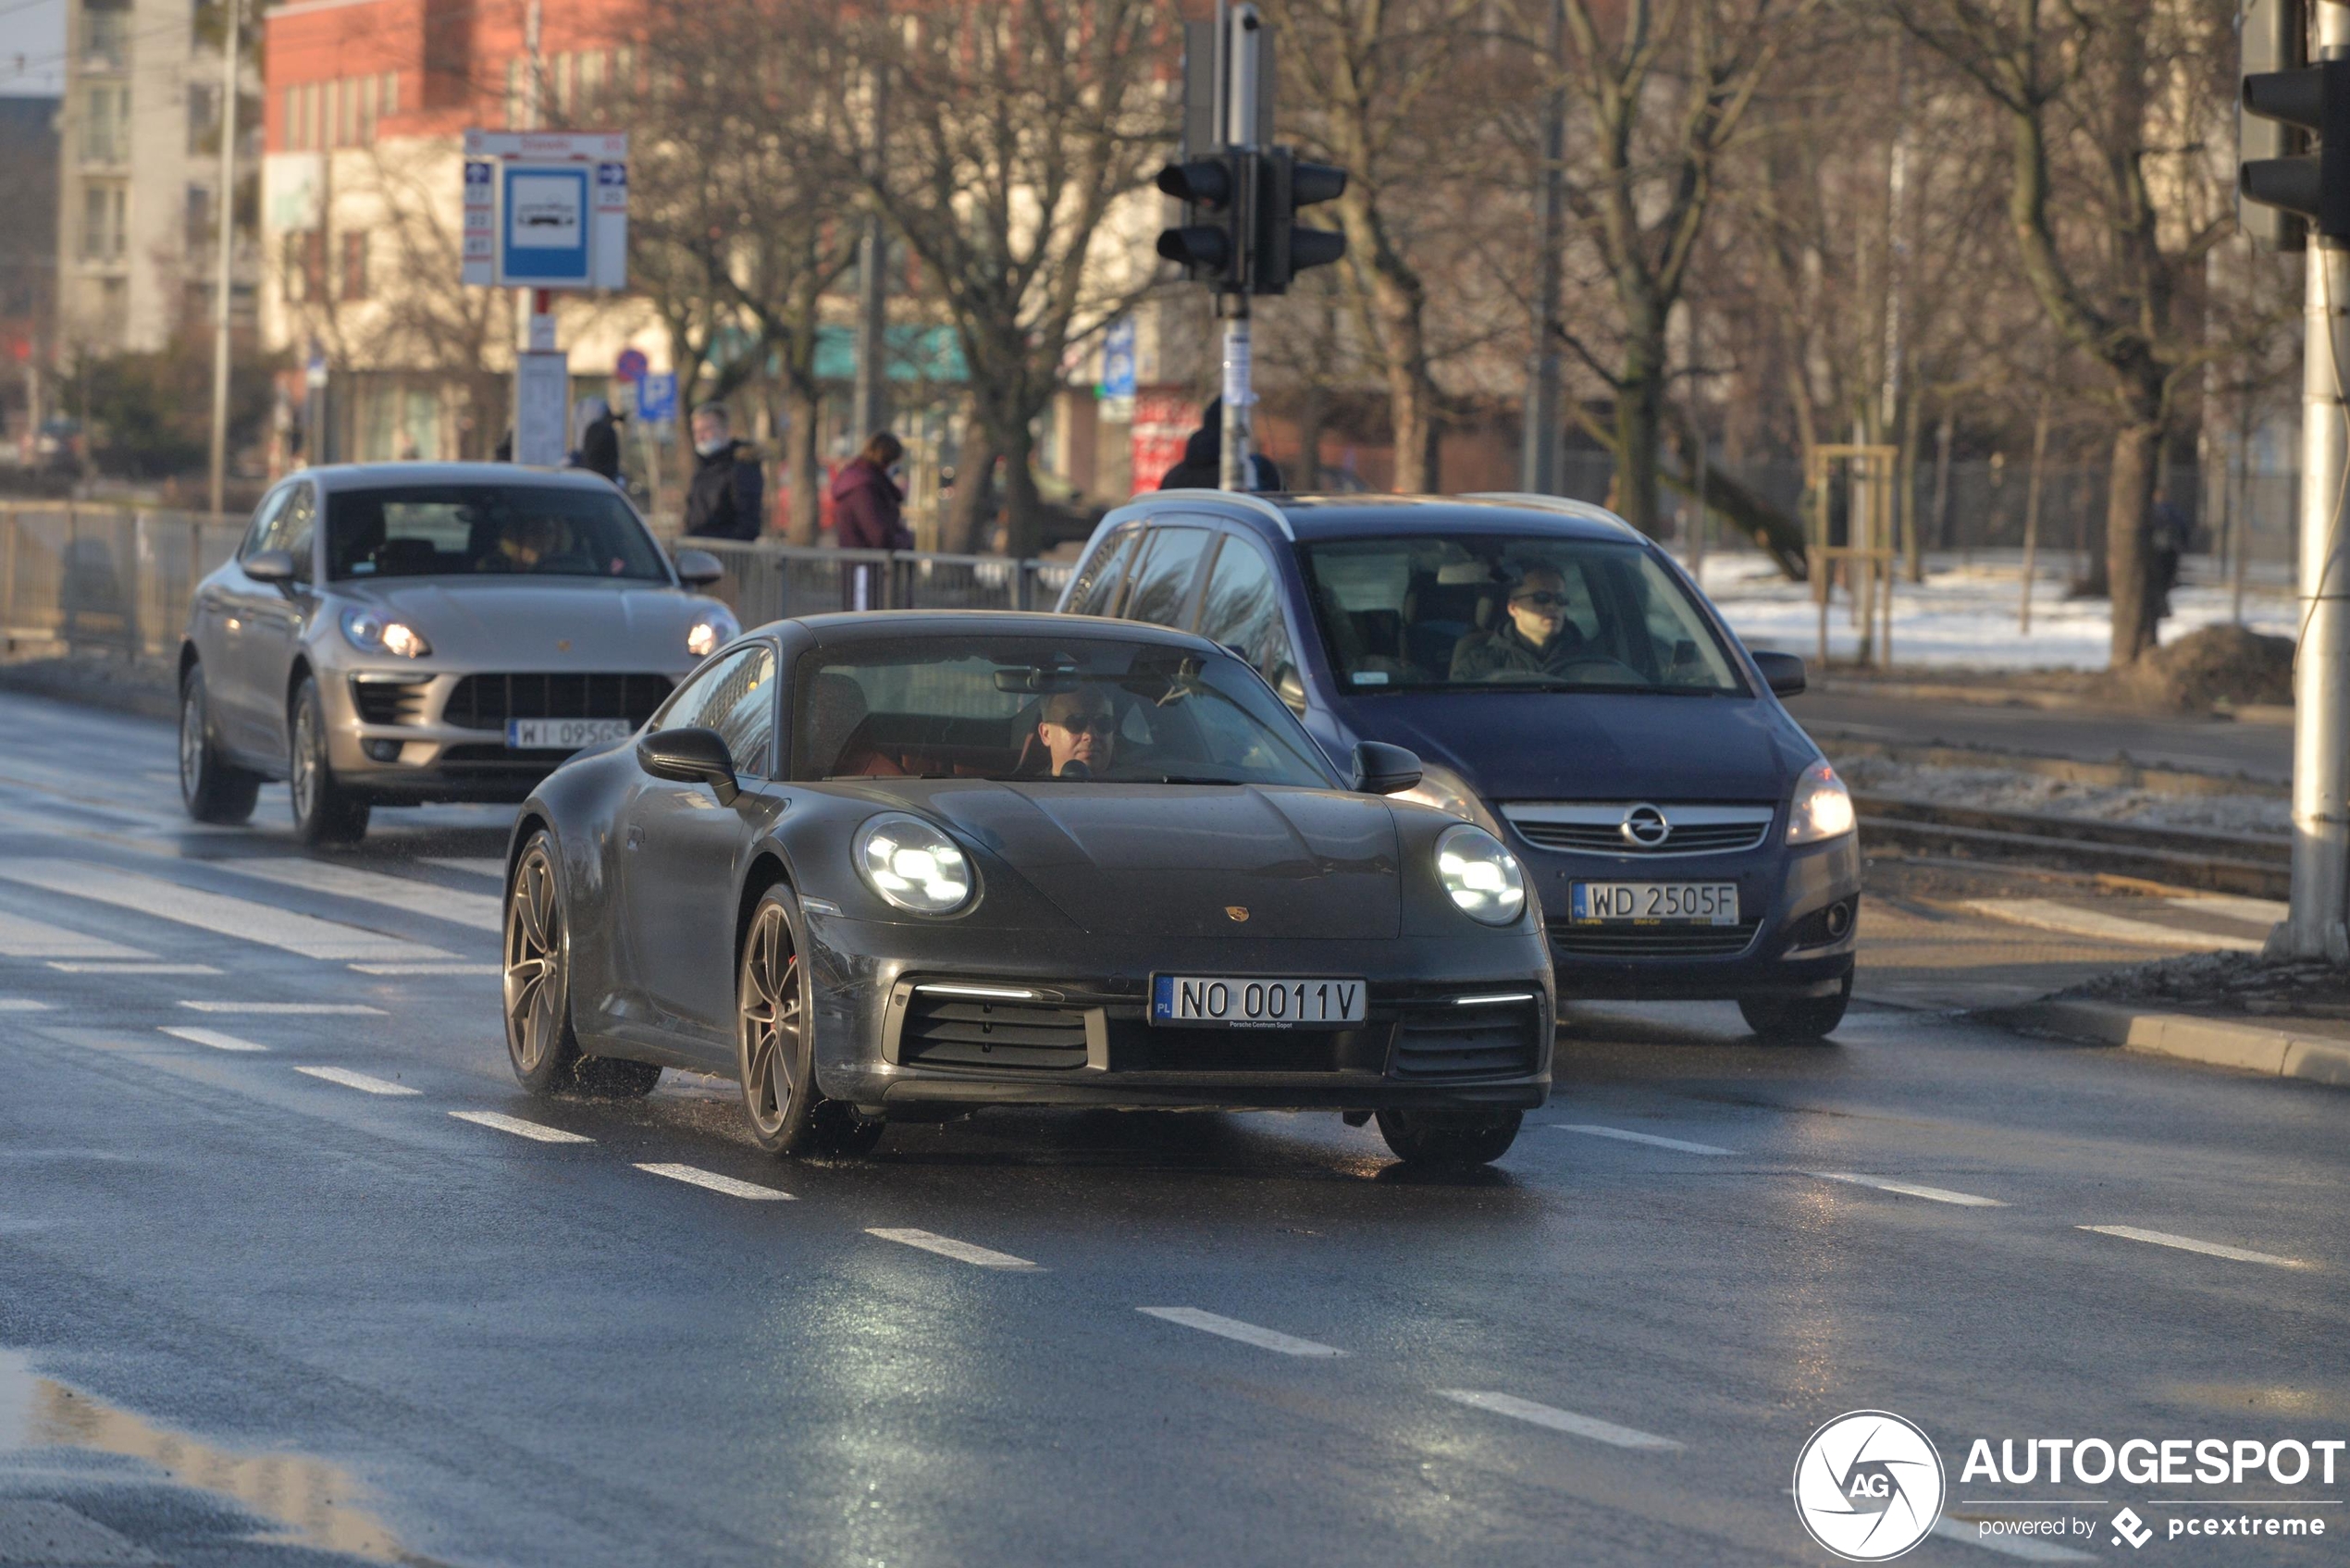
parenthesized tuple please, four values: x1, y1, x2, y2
(504, 832, 659, 1098)
(178, 664, 259, 824)
(736, 889, 883, 1157)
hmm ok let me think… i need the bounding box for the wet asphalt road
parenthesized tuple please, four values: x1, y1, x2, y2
(0, 689, 2344, 1567)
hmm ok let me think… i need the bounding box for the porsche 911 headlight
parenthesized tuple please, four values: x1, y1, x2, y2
(340, 609, 432, 659)
(855, 813, 973, 915)
(1389, 761, 1503, 834)
(1787, 759, 1856, 845)
(1436, 823, 1526, 926)
(686, 607, 739, 660)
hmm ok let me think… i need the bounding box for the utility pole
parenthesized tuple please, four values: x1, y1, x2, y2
(1521, 0, 1565, 495)
(1218, 4, 1263, 493)
(851, 59, 889, 442)
(205, 0, 240, 517)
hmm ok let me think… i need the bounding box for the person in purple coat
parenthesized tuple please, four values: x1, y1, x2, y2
(832, 432, 911, 610)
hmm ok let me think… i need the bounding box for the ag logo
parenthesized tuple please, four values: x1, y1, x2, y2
(1792, 1410, 1946, 1561)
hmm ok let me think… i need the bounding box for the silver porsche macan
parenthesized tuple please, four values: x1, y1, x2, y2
(176, 463, 738, 845)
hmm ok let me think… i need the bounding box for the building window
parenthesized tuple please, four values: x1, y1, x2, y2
(185, 184, 211, 254)
(187, 82, 216, 155)
(80, 182, 126, 261)
(578, 49, 603, 112)
(354, 74, 377, 142)
(380, 69, 399, 117)
(505, 57, 524, 127)
(340, 231, 368, 300)
(80, 82, 128, 163)
(83, 5, 129, 68)
(284, 229, 325, 302)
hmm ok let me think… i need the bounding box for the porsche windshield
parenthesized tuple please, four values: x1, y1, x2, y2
(793, 636, 1336, 786)
(325, 485, 669, 582)
(1300, 536, 1746, 695)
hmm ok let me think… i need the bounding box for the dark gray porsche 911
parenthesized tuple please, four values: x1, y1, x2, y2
(501, 611, 1553, 1167)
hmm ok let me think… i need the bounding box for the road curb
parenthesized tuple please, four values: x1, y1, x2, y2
(1997, 998, 2350, 1088)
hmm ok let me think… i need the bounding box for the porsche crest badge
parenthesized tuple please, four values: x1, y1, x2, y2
(1224, 906, 1250, 922)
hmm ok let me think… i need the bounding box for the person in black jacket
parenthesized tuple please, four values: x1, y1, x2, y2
(1157, 398, 1282, 491)
(572, 397, 622, 481)
(682, 403, 764, 540)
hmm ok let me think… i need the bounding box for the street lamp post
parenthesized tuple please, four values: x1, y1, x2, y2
(206, 0, 241, 517)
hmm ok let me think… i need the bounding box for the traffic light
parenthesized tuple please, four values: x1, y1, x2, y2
(1253, 148, 1348, 295)
(1156, 154, 1248, 290)
(2238, 0, 2350, 244)
(2238, 0, 2306, 248)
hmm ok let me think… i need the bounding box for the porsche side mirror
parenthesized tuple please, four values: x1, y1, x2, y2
(243, 549, 296, 586)
(637, 726, 739, 806)
(673, 548, 724, 587)
(1351, 741, 1421, 796)
(1752, 649, 1806, 698)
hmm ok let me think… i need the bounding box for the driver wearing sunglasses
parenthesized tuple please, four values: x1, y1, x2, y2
(1450, 563, 1590, 682)
(1037, 688, 1118, 778)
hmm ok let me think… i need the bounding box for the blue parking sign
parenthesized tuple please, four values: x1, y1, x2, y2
(635, 372, 677, 425)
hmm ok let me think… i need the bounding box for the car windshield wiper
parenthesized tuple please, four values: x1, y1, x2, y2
(1143, 773, 1246, 785)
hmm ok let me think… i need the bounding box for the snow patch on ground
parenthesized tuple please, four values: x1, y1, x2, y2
(1837, 755, 2290, 836)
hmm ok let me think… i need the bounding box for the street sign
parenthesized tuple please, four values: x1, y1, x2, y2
(514, 351, 570, 466)
(499, 164, 591, 286)
(615, 347, 649, 383)
(460, 130, 628, 291)
(461, 160, 494, 285)
(635, 371, 677, 425)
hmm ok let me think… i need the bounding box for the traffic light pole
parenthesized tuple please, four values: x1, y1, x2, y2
(1219, 6, 1264, 492)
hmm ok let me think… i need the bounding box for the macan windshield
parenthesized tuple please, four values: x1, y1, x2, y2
(1300, 535, 1747, 695)
(793, 636, 1338, 786)
(325, 484, 670, 583)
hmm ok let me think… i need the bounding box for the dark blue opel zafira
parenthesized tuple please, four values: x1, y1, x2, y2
(1056, 491, 1861, 1037)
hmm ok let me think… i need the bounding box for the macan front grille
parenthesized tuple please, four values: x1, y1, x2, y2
(350, 675, 431, 726)
(897, 994, 1089, 1070)
(1389, 1001, 1542, 1080)
(1552, 920, 1762, 958)
(442, 673, 672, 732)
(1502, 802, 1775, 857)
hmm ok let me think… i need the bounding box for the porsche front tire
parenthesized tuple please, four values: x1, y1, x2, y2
(1376, 1108, 1522, 1168)
(736, 888, 882, 1158)
(504, 832, 659, 1099)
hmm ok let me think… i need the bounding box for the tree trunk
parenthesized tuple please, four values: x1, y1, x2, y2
(943, 418, 1000, 556)
(1383, 352, 1438, 493)
(2106, 417, 2160, 665)
(783, 377, 822, 546)
(1000, 418, 1044, 560)
(1613, 364, 1665, 537)
(1929, 407, 1954, 550)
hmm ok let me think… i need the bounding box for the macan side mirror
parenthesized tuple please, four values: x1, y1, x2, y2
(243, 549, 296, 586)
(637, 726, 739, 806)
(1751, 649, 1806, 698)
(1351, 740, 1422, 796)
(673, 548, 724, 587)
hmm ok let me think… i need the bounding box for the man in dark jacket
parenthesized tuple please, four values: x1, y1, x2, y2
(573, 397, 622, 481)
(683, 403, 764, 540)
(1157, 398, 1282, 491)
(1449, 565, 1593, 682)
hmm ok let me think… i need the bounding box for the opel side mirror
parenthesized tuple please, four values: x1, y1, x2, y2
(1751, 650, 1806, 698)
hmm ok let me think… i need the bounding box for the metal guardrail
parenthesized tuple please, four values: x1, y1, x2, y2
(0, 503, 1076, 664)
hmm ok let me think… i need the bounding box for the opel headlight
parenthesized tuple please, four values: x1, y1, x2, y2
(1436, 823, 1527, 926)
(686, 607, 739, 659)
(1390, 761, 1503, 834)
(855, 812, 974, 915)
(340, 609, 432, 659)
(1787, 759, 1856, 844)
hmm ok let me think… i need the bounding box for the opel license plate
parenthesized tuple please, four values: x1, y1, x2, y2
(1570, 882, 1739, 926)
(1152, 975, 1367, 1029)
(506, 717, 634, 750)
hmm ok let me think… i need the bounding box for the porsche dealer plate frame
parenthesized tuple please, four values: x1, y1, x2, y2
(506, 717, 635, 750)
(1569, 882, 1740, 926)
(1151, 975, 1368, 1030)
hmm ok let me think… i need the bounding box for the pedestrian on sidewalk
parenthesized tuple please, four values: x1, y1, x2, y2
(571, 397, 622, 482)
(834, 431, 913, 611)
(1157, 398, 1282, 492)
(683, 403, 764, 540)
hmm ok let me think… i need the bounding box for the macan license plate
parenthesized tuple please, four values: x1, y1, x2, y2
(1571, 882, 1739, 926)
(506, 717, 634, 750)
(1152, 975, 1367, 1030)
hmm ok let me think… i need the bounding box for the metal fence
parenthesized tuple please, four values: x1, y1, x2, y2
(0, 503, 1077, 666)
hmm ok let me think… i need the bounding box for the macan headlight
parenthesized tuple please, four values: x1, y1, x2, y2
(340, 608, 432, 659)
(1787, 759, 1857, 845)
(686, 607, 740, 659)
(854, 812, 974, 915)
(1436, 822, 1527, 926)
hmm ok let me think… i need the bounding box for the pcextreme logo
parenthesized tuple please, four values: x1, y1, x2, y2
(1792, 1411, 1948, 1562)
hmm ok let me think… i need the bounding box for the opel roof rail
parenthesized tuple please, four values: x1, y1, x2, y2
(1147, 488, 1298, 540)
(1458, 492, 1638, 535)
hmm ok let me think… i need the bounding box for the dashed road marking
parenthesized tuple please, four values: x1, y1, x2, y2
(47, 961, 221, 975)
(159, 1026, 268, 1053)
(348, 963, 501, 977)
(635, 1163, 795, 1200)
(179, 1002, 385, 1016)
(0, 998, 52, 1012)
(1961, 897, 2262, 954)
(867, 1228, 1037, 1269)
(1813, 1172, 2007, 1207)
(293, 1065, 421, 1096)
(201, 857, 504, 932)
(0, 909, 152, 959)
(1437, 1389, 1685, 1451)
(2079, 1225, 2304, 1269)
(1136, 1307, 1345, 1357)
(449, 1109, 594, 1144)
(1552, 1124, 1733, 1155)
(0, 859, 454, 962)
(1931, 1518, 2096, 1562)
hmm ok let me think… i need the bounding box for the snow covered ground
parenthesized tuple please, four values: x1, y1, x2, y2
(1680, 549, 2296, 670)
(1834, 754, 2290, 835)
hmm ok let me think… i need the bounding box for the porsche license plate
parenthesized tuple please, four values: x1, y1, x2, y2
(1152, 975, 1367, 1029)
(506, 718, 634, 750)
(1570, 882, 1739, 926)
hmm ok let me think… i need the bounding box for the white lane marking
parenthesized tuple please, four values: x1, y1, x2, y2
(1552, 1123, 1733, 1156)
(1930, 1518, 2096, 1562)
(1960, 898, 2262, 954)
(179, 1001, 385, 1015)
(0, 998, 53, 1011)
(348, 962, 501, 976)
(1813, 1172, 2008, 1207)
(204, 858, 504, 932)
(0, 909, 153, 959)
(292, 1065, 421, 1096)
(0, 860, 455, 961)
(46, 961, 221, 975)
(2160, 893, 2289, 929)
(2079, 1224, 2305, 1269)
(1437, 1389, 1685, 1451)
(1136, 1306, 1345, 1358)
(424, 857, 505, 878)
(635, 1163, 795, 1201)
(159, 1026, 269, 1053)
(867, 1228, 1038, 1269)
(449, 1109, 594, 1143)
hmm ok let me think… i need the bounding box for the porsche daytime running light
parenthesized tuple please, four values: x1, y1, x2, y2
(1787, 759, 1856, 844)
(855, 813, 973, 915)
(1391, 761, 1503, 833)
(340, 609, 432, 659)
(686, 608, 739, 660)
(1436, 823, 1526, 926)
